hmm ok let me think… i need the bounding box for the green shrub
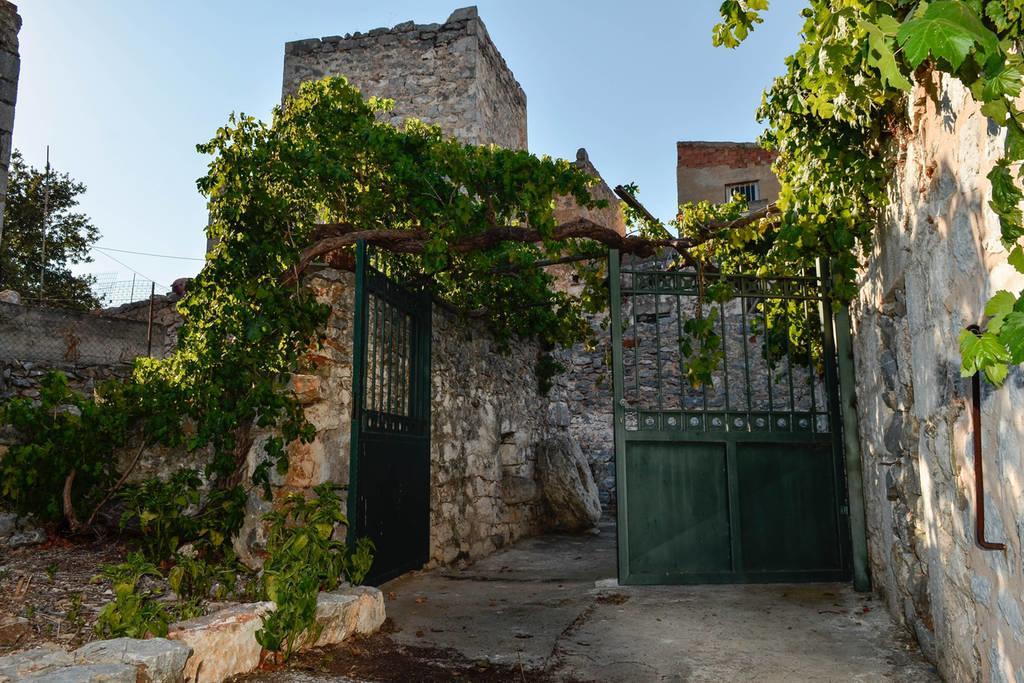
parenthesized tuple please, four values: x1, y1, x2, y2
(168, 551, 247, 601)
(1, 373, 126, 520)
(93, 553, 171, 638)
(119, 470, 202, 561)
(0, 371, 183, 523)
(119, 472, 246, 563)
(255, 484, 374, 658)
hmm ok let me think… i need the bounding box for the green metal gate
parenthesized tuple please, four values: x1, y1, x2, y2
(349, 241, 432, 585)
(609, 251, 850, 584)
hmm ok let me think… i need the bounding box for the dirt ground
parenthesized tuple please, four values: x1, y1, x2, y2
(235, 629, 579, 683)
(0, 535, 128, 655)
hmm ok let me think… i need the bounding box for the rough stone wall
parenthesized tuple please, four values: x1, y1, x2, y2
(238, 269, 550, 568)
(282, 7, 527, 150)
(853, 73, 1024, 680)
(549, 321, 615, 507)
(676, 141, 779, 211)
(0, 360, 133, 402)
(546, 149, 626, 508)
(0, 1, 19, 242)
(429, 302, 547, 564)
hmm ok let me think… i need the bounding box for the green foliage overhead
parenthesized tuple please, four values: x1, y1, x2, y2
(897, 1, 998, 69)
(0, 151, 101, 309)
(713, 0, 1024, 385)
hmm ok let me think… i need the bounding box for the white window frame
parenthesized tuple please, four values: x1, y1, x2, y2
(725, 181, 760, 203)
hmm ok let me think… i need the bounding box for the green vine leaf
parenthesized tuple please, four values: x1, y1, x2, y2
(862, 20, 913, 91)
(984, 289, 1016, 333)
(984, 360, 1009, 384)
(959, 328, 1010, 378)
(988, 162, 1024, 245)
(982, 64, 1024, 100)
(897, 1, 998, 69)
(1005, 117, 1024, 159)
(998, 310, 1024, 363)
(1008, 245, 1024, 272)
(713, 0, 769, 48)
(985, 289, 1017, 317)
(981, 97, 1011, 121)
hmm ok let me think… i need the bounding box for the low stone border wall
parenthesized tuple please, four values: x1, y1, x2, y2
(0, 586, 385, 682)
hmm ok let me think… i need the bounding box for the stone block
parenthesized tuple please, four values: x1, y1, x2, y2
(288, 374, 322, 404)
(498, 442, 523, 467)
(284, 439, 325, 488)
(73, 638, 191, 683)
(23, 663, 139, 682)
(0, 511, 15, 537)
(536, 434, 601, 531)
(312, 586, 386, 647)
(4, 527, 45, 548)
(446, 6, 478, 23)
(547, 400, 571, 428)
(166, 601, 273, 683)
(0, 615, 30, 646)
(304, 401, 340, 431)
(500, 475, 537, 505)
(0, 646, 74, 679)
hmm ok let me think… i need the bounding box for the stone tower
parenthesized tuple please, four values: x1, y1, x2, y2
(282, 6, 527, 150)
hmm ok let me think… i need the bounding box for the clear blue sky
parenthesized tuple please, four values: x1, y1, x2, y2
(16, 1, 803, 289)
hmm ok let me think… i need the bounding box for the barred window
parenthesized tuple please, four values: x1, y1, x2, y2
(725, 181, 759, 203)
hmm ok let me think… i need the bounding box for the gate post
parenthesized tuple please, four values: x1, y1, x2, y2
(819, 260, 871, 592)
(608, 248, 627, 584)
(347, 240, 369, 545)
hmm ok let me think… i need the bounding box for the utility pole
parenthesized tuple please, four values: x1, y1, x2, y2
(40, 145, 50, 302)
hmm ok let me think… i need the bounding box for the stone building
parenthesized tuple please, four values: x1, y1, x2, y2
(0, 1, 19, 250)
(282, 6, 526, 150)
(677, 140, 779, 211)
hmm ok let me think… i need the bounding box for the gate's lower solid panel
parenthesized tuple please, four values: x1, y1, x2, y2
(356, 432, 430, 585)
(624, 441, 731, 579)
(736, 442, 841, 573)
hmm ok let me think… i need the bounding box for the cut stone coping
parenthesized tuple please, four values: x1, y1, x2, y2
(167, 585, 385, 682)
(0, 645, 73, 680)
(21, 663, 138, 681)
(0, 586, 385, 683)
(74, 637, 192, 682)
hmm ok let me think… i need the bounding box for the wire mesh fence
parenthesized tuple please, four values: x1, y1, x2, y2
(92, 275, 161, 307)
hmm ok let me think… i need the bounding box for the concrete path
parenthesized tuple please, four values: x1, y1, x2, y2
(248, 520, 939, 682)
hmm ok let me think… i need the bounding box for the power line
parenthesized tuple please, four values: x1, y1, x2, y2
(93, 245, 206, 262)
(92, 247, 166, 289)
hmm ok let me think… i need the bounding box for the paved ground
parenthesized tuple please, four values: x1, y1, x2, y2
(248, 520, 939, 682)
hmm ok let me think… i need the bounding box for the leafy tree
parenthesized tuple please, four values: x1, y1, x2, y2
(712, 0, 1024, 385)
(0, 150, 100, 309)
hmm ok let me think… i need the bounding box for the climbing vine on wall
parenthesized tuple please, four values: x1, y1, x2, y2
(713, 0, 1024, 385)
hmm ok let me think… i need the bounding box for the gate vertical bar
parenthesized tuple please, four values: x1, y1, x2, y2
(347, 240, 370, 544)
(818, 259, 870, 592)
(609, 249, 628, 583)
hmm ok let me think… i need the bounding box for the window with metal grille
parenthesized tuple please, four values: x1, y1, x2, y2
(725, 181, 759, 203)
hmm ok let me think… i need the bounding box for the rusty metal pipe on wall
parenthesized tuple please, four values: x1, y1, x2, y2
(967, 325, 1006, 552)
